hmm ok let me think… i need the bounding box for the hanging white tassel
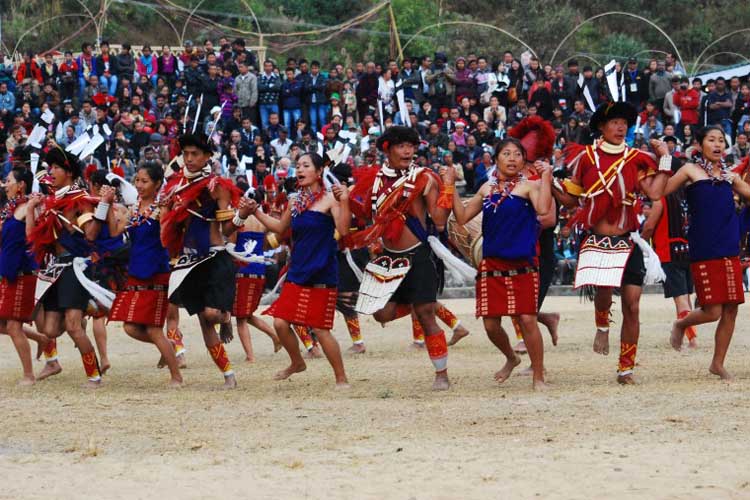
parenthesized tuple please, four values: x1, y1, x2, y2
(72, 257, 116, 310)
(224, 242, 269, 264)
(427, 235, 477, 283)
(259, 271, 286, 305)
(630, 232, 665, 285)
(344, 248, 364, 282)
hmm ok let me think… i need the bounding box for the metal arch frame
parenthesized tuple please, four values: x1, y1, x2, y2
(137, 3, 182, 45)
(691, 28, 750, 78)
(180, 0, 209, 45)
(400, 21, 538, 59)
(12, 14, 93, 57)
(559, 53, 602, 68)
(629, 49, 669, 61)
(549, 11, 684, 71)
(692, 51, 750, 75)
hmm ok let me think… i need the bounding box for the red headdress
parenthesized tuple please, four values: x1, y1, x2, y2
(508, 115, 556, 162)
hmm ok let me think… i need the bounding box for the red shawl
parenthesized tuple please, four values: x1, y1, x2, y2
(160, 172, 241, 256)
(28, 190, 97, 263)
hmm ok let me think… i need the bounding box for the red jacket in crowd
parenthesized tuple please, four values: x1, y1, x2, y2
(673, 88, 700, 125)
(16, 60, 43, 85)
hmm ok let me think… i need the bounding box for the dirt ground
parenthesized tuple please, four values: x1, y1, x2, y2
(1, 294, 749, 500)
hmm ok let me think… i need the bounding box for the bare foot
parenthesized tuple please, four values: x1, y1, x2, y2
(271, 335, 282, 353)
(687, 338, 698, 350)
(533, 379, 550, 391)
(304, 345, 324, 359)
(219, 322, 234, 344)
(177, 353, 187, 369)
(494, 355, 522, 383)
(432, 370, 450, 391)
(593, 329, 609, 355)
(100, 360, 111, 376)
(82, 379, 103, 389)
(709, 363, 734, 382)
(513, 340, 527, 354)
(17, 376, 35, 387)
(409, 342, 425, 350)
(545, 313, 560, 346)
(447, 325, 470, 346)
(347, 343, 367, 354)
(221, 373, 237, 389)
(335, 380, 351, 390)
(244, 356, 256, 363)
(617, 373, 636, 385)
(168, 378, 183, 388)
(274, 363, 307, 380)
(36, 360, 62, 381)
(670, 322, 684, 352)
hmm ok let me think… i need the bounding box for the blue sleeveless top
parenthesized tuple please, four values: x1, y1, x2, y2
(686, 179, 739, 261)
(287, 210, 338, 286)
(127, 219, 170, 279)
(91, 224, 127, 255)
(58, 229, 91, 258)
(236, 231, 266, 275)
(182, 195, 217, 256)
(481, 194, 539, 261)
(0, 217, 36, 279)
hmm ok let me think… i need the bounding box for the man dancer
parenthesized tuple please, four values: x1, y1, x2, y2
(554, 102, 671, 384)
(348, 126, 453, 390)
(160, 133, 252, 389)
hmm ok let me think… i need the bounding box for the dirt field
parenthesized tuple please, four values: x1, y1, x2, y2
(1, 294, 749, 500)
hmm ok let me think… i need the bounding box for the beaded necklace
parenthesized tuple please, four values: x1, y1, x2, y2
(485, 173, 524, 212)
(0, 194, 28, 223)
(697, 157, 733, 184)
(128, 200, 158, 227)
(291, 187, 325, 217)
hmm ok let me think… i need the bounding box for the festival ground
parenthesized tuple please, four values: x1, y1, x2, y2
(1, 294, 749, 499)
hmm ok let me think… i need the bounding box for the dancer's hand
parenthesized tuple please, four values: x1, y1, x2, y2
(534, 160, 553, 180)
(27, 193, 44, 208)
(99, 185, 116, 204)
(439, 165, 456, 185)
(332, 184, 349, 202)
(650, 138, 670, 157)
(237, 196, 255, 218)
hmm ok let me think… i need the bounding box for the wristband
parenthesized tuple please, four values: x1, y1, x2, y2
(94, 202, 110, 221)
(232, 212, 247, 227)
(658, 154, 672, 172)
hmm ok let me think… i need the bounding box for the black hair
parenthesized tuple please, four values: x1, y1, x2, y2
(494, 137, 527, 161)
(137, 160, 165, 185)
(10, 167, 33, 195)
(89, 170, 111, 188)
(696, 125, 726, 146)
(299, 152, 325, 171)
(45, 146, 82, 179)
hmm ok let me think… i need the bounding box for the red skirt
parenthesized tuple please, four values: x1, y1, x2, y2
(691, 257, 745, 306)
(476, 258, 539, 318)
(108, 273, 170, 327)
(0, 274, 37, 322)
(232, 274, 265, 318)
(263, 282, 337, 330)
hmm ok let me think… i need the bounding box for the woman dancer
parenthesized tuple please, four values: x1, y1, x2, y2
(104, 161, 183, 386)
(253, 153, 351, 387)
(443, 137, 552, 390)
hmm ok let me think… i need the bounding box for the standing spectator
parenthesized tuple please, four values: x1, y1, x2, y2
(731, 132, 749, 164)
(0, 82, 15, 128)
(136, 45, 159, 87)
(563, 59, 580, 105)
(304, 61, 328, 133)
(257, 60, 281, 130)
(116, 44, 135, 82)
(77, 42, 98, 101)
(58, 51, 79, 102)
(15, 52, 43, 93)
(425, 53, 455, 109)
(648, 60, 672, 113)
(731, 82, 750, 134)
(399, 58, 422, 104)
(673, 76, 700, 140)
(355, 61, 378, 121)
(623, 57, 648, 108)
(474, 56, 492, 103)
(157, 46, 179, 87)
(706, 77, 734, 136)
(281, 67, 303, 129)
(234, 62, 257, 121)
(96, 41, 119, 95)
(454, 57, 476, 102)
(201, 64, 221, 123)
(377, 68, 395, 122)
(578, 66, 600, 109)
(662, 76, 681, 125)
(40, 53, 59, 84)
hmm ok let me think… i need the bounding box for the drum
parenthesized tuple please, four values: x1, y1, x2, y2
(447, 210, 483, 268)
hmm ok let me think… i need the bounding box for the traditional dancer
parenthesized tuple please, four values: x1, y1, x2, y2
(160, 132, 251, 389)
(26, 147, 104, 388)
(444, 137, 552, 389)
(640, 157, 697, 349)
(231, 207, 281, 362)
(554, 102, 671, 384)
(0, 168, 42, 385)
(103, 161, 183, 386)
(337, 247, 369, 353)
(667, 126, 750, 380)
(348, 126, 455, 390)
(253, 152, 350, 387)
(386, 302, 468, 348)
